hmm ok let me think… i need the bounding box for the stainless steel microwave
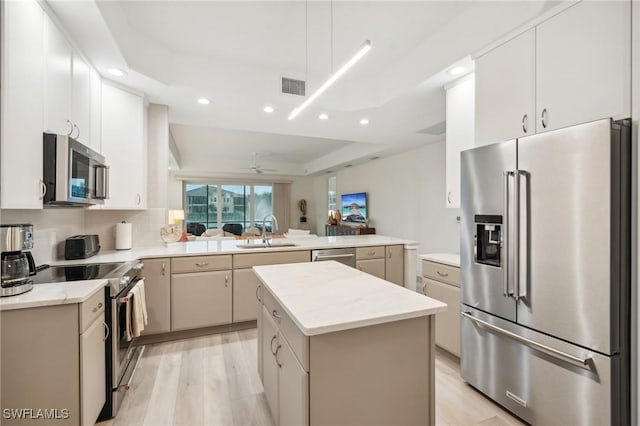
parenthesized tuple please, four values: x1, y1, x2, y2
(43, 133, 109, 206)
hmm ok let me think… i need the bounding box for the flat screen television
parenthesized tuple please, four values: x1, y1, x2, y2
(341, 192, 367, 223)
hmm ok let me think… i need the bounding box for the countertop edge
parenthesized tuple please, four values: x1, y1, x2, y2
(419, 253, 461, 268)
(0, 280, 108, 311)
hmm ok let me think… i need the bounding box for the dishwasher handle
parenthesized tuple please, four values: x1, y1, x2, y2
(313, 253, 355, 261)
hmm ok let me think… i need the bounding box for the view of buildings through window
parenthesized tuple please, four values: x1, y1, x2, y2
(184, 183, 273, 233)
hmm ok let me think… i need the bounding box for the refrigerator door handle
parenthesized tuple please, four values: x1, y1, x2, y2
(503, 171, 512, 297)
(517, 170, 528, 301)
(462, 312, 592, 370)
(513, 170, 520, 301)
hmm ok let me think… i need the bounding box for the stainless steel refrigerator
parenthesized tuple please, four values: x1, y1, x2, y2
(460, 118, 631, 425)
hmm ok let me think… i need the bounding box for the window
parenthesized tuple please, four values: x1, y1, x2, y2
(184, 182, 273, 233)
(328, 176, 337, 215)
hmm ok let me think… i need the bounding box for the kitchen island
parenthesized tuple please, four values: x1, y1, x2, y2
(254, 261, 446, 426)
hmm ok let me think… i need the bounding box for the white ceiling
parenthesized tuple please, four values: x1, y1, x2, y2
(48, 0, 566, 176)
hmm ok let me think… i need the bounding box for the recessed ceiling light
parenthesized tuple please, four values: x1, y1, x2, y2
(359, 118, 370, 125)
(197, 97, 211, 105)
(448, 66, 465, 76)
(263, 105, 275, 113)
(318, 113, 329, 120)
(107, 68, 127, 77)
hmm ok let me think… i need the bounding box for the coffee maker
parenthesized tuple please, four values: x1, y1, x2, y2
(1, 224, 36, 296)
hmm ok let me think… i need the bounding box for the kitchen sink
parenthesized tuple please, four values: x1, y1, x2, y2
(236, 242, 298, 249)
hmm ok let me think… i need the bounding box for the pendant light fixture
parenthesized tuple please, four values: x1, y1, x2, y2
(288, 2, 371, 121)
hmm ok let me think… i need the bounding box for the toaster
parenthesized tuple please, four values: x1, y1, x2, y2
(65, 235, 101, 260)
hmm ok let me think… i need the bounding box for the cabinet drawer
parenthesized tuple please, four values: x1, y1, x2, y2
(263, 288, 309, 371)
(422, 260, 460, 287)
(233, 250, 310, 269)
(355, 246, 385, 260)
(171, 255, 232, 273)
(79, 287, 106, 334)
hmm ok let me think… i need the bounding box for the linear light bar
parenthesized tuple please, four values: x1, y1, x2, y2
(288, 40, 371, 121)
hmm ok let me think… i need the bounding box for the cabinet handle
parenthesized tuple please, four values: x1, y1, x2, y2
(136, 193, 142, 206)
(161, 263, 165, 276)
(39, 180, 47, 200)
(256, 284, 261, 302)
(272, 310, 281, 320)
(225, 275, 229, 287)
(522, 114, 528, 133)
(92, 302, 103, 313)
(103, 322, 110, 342)
(66, 119, 74, 136)
(72, 123, 80, 140)
(422, 282, 427, 295)
(541, 108, 548, 129)
(274, 344, 282, 368)
(358, 264, 362, 271)
(195, 262, 209, 267)
(436, 271, 449, 278)
(270, 335, 277, 355)
(447, 191, 452, 205)
(388, 250, 392, 259)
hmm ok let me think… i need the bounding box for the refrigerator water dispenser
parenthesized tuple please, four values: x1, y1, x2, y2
(474, 215, 502, 267)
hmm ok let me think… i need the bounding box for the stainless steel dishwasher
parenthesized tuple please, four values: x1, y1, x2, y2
(311, 248, 356, 268)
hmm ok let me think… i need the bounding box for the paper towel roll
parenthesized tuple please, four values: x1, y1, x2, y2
(116, 222, 132, 250)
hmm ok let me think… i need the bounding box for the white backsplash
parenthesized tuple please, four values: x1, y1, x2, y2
(1, 208, 168, 263)
(0, 209, 86, 265)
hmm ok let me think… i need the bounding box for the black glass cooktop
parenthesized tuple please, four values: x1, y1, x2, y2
(33, 263, 124, 284)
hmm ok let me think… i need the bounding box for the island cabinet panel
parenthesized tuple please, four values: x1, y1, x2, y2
(309, 316, 433, 426)
(141, 258, 171, 335)
(261, 306, 280, 423)
(171, 270, 232, 331)
(278, 336, 309, 426)
(263, 288, 309, 370)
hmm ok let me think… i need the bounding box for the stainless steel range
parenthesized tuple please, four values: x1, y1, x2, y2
(34, 260, 146, 420)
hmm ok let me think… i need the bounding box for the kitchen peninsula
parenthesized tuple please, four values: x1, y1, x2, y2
(254, 261, 446, 425)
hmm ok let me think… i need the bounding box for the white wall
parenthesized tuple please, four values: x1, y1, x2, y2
(290, 176, 316, 232)
(313, 141, 461, 265)
(0, 209, 85, 264)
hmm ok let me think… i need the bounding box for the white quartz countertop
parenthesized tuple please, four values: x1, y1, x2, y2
(50, 235, 418, 266)
(419, 253, 460, 268)
(0, 280, 107, 311)
(253, 261, 447, 336)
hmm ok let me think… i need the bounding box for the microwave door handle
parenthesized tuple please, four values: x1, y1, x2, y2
(95, 166, 110, 200)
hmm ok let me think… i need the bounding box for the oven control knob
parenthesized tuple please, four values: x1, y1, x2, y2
(120, 276, 130, 286)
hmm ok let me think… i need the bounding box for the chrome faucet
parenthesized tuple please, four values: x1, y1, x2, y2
(262, 214, 279, 247)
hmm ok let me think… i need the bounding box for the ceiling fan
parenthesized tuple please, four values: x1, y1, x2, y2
(243, 152, 277, 174)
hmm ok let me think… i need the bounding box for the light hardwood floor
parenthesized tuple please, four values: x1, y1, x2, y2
(98, 329, 525, 426)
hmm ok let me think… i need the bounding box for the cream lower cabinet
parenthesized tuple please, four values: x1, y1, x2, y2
(140, 258, 171, 335)
(171, 270, 232, 331)
(1, 289, 107, 426)
(385, 245, 404, 285)
(355, 246, 385, 279)
(422, 260, 460, 357)
(233, 269, 261, 323)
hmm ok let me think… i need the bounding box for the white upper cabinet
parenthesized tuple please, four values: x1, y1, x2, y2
(100, 83, 147, 209)
(43, 14, 100, 148)
(1, 0, 45, 209)
(475, 30, 535, 147)
(89, 69, 102, 153)
(475, 0, 631, 144)
(43, 14, 72, 136)
(445, 74, 475, 209)
(535, 0, 630, 133)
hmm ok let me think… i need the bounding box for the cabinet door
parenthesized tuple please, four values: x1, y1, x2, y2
(101, 83, 147, 209)
(385, 245, 404, 285)
(233, 269, 260, 322)
(80, 316, 106, 426)
(475, 29, 535, 146)
(445, 75, 475, 208)
(43, 14, 72, 135)
(278, 335, 309, 426)
(424, 278, 460, 357)
(356, 258, 385, 280)
(261, 306, 280, 424)
(171, 271, 232, 331)
(536, 0, 630, 133)
(1, 0, 45, 209)
(141, 258, 171, 335)
(71, 53, 92, 146)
